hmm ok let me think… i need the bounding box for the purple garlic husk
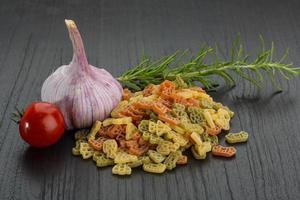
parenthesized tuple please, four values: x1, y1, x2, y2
(41, 19, 123, 130)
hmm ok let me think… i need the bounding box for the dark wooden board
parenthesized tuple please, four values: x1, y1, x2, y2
(0, 0, 300, 199)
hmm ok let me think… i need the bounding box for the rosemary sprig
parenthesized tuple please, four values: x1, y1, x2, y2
(117, 36, 300, 91)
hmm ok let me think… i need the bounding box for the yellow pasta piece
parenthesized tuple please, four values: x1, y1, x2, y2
(169, 124, 186, 135)
(156, 120, 171, 136)
(142, 94, 159, 102)
(103, 139, 118, 159)
(176, 90, 194, 99)
(156, 141, 173, 155)
(126, 122, 138, 140)
(195, 142, 211, 156)
(128, 94, 144, 103)
(103, 117, 132, 126)
(102, 118, 114, 126)
(148, 150, 166, 163)
(148, 121, 157, 133)
(203, 109, 215, 128)
(191, 146, 206, 160)
(218, 108, 231, 120)
(190, 132, 203, 146)
(87, 121, 102, 140)
(127, 156, 151, 168)
(169, 142, 180, 152)
(127, 160, 143, 168)
(114, 151, 138, 164)
(112, 164, 132, 175)
(167, 131, 189, 146)
(197, 92, 212, 100)
(164, 150, 182, 170)
(79, 142, 94, 159)
(72, 140, 82, 156)
(213, 103, 234, 117)
(143, 163, 167, 174)
(93, 151, 114, 167)
(214, 117, 230, 130)
(111, 100, 129, 118)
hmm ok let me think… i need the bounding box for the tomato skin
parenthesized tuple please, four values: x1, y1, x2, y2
(19, 102, 65, 147)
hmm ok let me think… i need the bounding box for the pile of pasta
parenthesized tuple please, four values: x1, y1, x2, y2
(72, 80, 248, 175)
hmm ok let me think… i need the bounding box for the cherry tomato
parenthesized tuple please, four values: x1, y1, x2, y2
(19, 102, 65, 147)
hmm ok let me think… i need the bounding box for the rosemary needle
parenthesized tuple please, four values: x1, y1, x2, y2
(117, 36, 300, 91)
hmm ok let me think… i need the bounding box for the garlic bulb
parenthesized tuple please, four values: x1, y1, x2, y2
(41, 19, 123, 130)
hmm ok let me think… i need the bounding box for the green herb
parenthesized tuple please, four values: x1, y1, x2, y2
(117, 36, 300, 91)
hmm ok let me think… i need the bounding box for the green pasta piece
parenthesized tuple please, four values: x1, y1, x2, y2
(174, 76, 188, 88)
(172, 108, 189, 120)
(213, 103, 234, 117)
(148, 121, 157, 133)
(143, 163, 167, 174)
(172, 103, 186, 111)
(225, 131, 249, 143)
(138, 120, 150, 132)
(142, 131, 151, 141)
(199, 98, 213, 108)
(149, 133, 162, 145)
(163, 150, 182, 170)
(148, 150, 166, 163)
(93, 151, 114, 167)
(74, 129, 89, 140)
(112, 164, 132, 175)
(140, 156, 151, 164)
(79, 142, 94, 159)
(149, 112, 158, 121)
(189, 112, 204, 124)
(202, 133, 219, 146)
(180, 122, 204, 134)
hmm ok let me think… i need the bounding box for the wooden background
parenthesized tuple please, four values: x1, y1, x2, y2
(0, 0, 300, 199)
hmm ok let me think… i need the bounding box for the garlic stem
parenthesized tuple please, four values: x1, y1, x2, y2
(65, 19, 89, 73)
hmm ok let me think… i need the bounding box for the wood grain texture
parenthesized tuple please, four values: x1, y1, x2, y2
(0, 0, 300, 199)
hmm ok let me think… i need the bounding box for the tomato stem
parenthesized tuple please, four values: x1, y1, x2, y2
(10, 106, 24, 124)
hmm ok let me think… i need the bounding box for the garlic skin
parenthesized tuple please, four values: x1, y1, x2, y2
(41, 20, 123, 130)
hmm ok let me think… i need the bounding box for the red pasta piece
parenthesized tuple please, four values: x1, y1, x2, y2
(206, 126, 222, 136)
(158, 114, 179, 125)
(132, 102, 153, 110)
(88, 137, 107, 151)
(128, 143, 149, 156)
(152, 102, 171, 115)
(107, 125, 125, 139)
(212, 145, 236, 157)
(143, 84, 158, 97)
(122, 88, 133, 100)
(176, 155, 188, 165)
(159, 80, 176, 95)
